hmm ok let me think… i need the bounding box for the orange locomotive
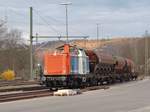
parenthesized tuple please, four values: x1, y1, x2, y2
(43, 44, 138, 88)
(43, 44, 89, 88)
(44, 44, 71, 76)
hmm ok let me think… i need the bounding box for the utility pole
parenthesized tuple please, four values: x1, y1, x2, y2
(96, 23, 99, 47)
(145, 30, 149, 76)
(30, 7, 33, 80)
(60, 2, 72, 43)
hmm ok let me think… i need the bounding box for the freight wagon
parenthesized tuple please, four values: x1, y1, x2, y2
(42, 44, 138, 88)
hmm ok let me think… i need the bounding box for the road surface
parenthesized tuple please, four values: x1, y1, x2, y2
(0, 78, 150, 112)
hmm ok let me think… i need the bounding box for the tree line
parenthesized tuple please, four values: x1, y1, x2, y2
(0, 21, 30, 80)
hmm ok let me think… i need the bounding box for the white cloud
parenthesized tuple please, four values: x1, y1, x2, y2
(0, 0, 150, 39)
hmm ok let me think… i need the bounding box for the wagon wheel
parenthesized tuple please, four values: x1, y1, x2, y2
(94, 65, 100, 75)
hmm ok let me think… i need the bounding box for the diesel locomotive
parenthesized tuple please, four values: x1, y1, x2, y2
(42, 44, 138, 88)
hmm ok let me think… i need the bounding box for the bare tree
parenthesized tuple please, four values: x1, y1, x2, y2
(0, 21, 30, 80)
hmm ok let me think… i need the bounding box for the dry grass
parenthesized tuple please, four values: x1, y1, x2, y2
(72, 38, 132, 49)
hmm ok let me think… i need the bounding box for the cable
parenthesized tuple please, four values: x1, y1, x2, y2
(26, 0, 40, 6)
(24, 0, 61, 36)
(23, 0, 88, 36)
(9, 9, 27, 18)
(33, 9, 61, 35)
(42, 14, 88, 36)
(33, 8, 87, 36)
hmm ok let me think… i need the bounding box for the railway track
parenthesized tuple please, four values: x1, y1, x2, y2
(0, 85, 48, 92)
(0, 85, 109, 103)
(0, 79, 140, 103)
(0, 89, 52, 103)
(0, 80, 39, 87)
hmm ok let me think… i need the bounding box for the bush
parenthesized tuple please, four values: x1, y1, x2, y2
(1, 70, 15, 80)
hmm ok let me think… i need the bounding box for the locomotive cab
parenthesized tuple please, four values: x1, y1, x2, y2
(43, 44, 90, 88)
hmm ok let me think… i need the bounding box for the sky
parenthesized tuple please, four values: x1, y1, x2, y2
(0, 0, 150, 40)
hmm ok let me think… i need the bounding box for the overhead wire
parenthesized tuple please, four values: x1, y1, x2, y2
(24, 0, 61, 37)
(23, 0, 88, 36)
(17, 0, 88, 42)
(33, 9, 61, 36)
(42, 14, 88, 36)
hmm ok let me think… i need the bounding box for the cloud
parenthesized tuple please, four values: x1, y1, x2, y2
(0, 0, 150, 39)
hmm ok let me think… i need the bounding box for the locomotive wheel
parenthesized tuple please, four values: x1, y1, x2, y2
(86, 78, 90, 87)
(45, 81, 51, 87)
(73, 81, 79, 88)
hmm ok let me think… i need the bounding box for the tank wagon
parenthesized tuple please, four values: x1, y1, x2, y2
(43, 44, 138, 88)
